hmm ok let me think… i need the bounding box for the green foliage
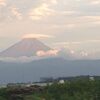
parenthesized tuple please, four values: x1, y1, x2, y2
(24, 95, 41, 100)
(0, 79, 100, 100)
(0, 96, 7, 100)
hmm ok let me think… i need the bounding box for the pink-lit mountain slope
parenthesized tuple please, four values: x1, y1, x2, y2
(0, 38, 50, 57)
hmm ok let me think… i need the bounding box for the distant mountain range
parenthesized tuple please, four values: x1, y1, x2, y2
(0, 38, 50, 57)
(0, 57, 100, 84)
(0, 38, 100, 84)
(0, 37, 99, 60)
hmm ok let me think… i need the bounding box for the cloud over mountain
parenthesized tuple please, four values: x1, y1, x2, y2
(0, 0, 100, 56)
(36, 49, 59, 57)
(22, 34, 53, 39)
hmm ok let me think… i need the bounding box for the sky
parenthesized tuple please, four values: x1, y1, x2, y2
(0, 0, 100, 57)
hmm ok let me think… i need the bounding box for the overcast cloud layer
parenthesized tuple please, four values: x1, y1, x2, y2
(0, 0, 100, 58)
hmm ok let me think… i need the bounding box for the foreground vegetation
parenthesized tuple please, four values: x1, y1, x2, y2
(0, 79, 100, 100)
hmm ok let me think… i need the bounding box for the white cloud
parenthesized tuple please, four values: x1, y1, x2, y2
(42, 0, 58, 5)
(75, 0, 100, 5)
(36, 49, 59, 57)
(54, 39, 100, 47)
(52, 42, 81, 51)
(29, 3, 55, 20)
(54, 42, 81, 46)
(10, 6, 23, 20)
(28, 0, 58, 21)
(80, 51, 88, 57)
(0, 56, 46, 63)
(52, 23, 77, 32)
(53, 39, 100, 53)
(61, 11, 78, 15)
(49, 0, 58, 5)
(83, 39, 100, 43)
(89, 0, 100, 5)
(82, 16, 100, 21)
(70, 50, 75, 54)
(0, 0, 6, 6)
(56, 48, 89, 60)
(22, 33, 53, 39)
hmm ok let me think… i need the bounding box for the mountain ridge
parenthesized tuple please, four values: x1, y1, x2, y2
(0, 38, 50, 57)
(0, 57, 100, 83)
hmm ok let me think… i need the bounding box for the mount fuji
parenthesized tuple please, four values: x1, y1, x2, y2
(0, 38, 50, 57)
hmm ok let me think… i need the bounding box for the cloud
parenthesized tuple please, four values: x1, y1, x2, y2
(0, 0, 100, 54)
(28, 0, 79, 21)
(10, 6, 23, 20)
(77, 0, 100, 5)
(36, 49, 59, 57)
(61, 11, 78, 15)
(28, 0, 58, 21)
(22, 33, 54, 39)
(42, 0, 58, 5)
(49, 0, 58, 5)
(56, 48, 89, 60)
(54, 42, 81, 46)
(29, 3, 55, 20)
(83, 39, 100, 43)
(56, 24, 76, 29)
(89, 0, 100, 5)
(0, 56, 46, 63)
(80, 51, 88, 57)
(54, 39, 100, 47)
(0, 0, 6, 6)
(53, 39, 100, 53)
(81, 16, 100, 21)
